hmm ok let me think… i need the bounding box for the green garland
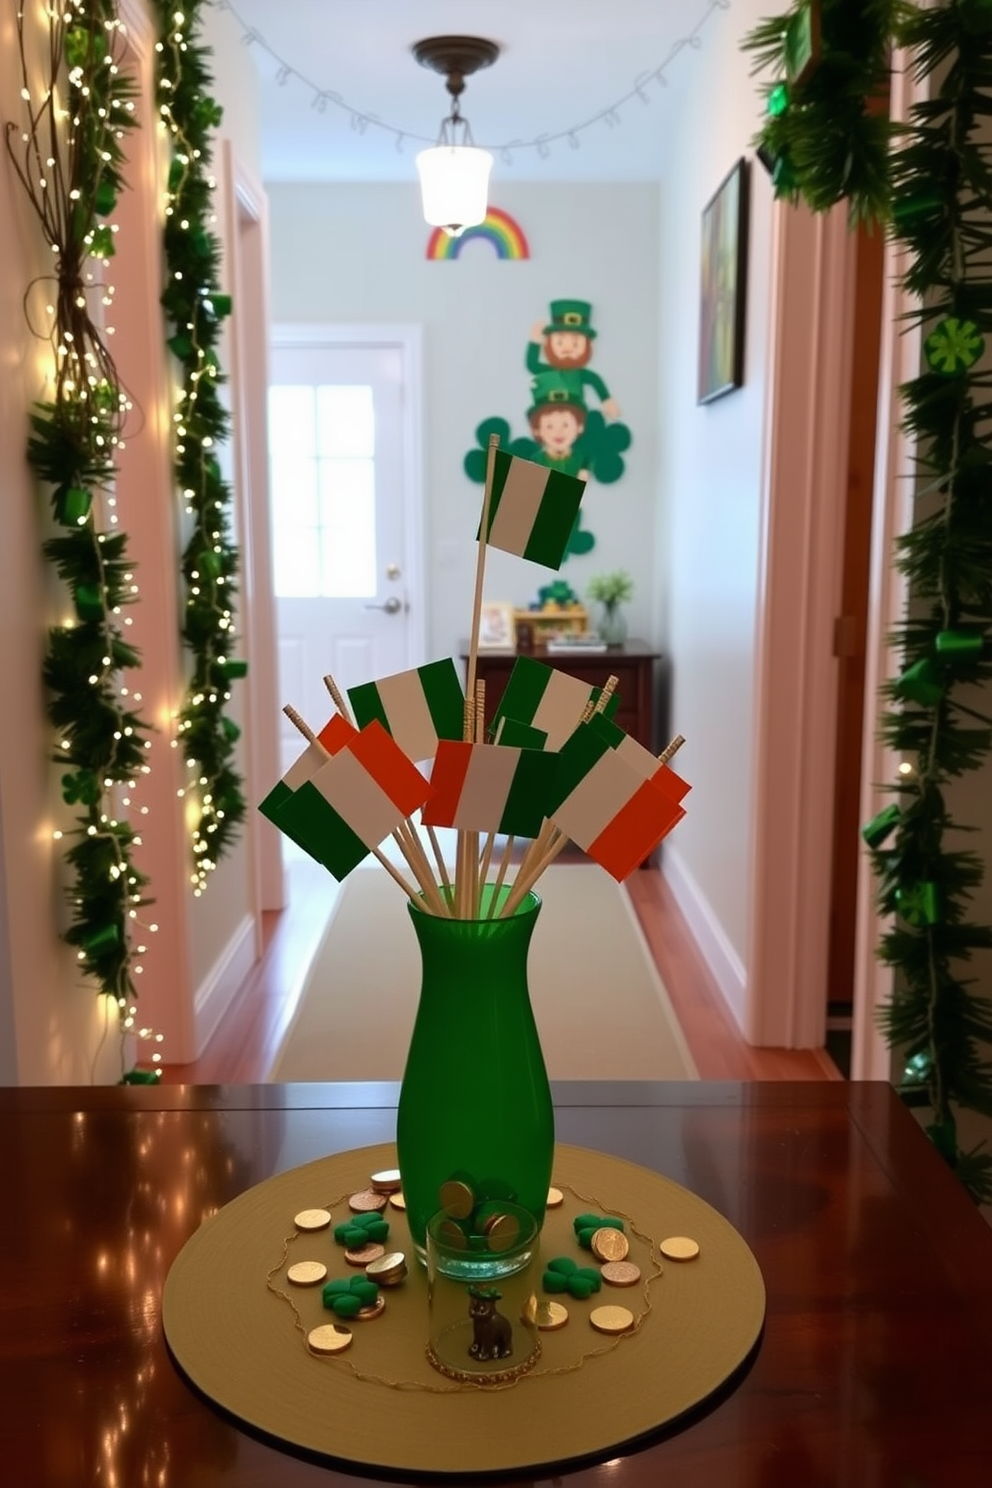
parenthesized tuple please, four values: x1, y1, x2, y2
(743, 0, 899, 223)
(154, 0, 247, 894)
(5, 2, 156, 1078)
(746, 0, 992, 1201)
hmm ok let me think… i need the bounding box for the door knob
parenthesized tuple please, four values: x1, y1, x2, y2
(365, 596, 402, 614)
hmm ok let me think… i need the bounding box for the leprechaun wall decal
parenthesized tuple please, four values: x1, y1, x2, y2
(464, 300, 632, 560)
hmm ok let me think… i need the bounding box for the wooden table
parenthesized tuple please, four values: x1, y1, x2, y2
(3, 1081, 991, 1486)
(464, 639, 661, 750)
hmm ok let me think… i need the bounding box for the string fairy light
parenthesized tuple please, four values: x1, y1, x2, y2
(6, 0, 163, 1081)
(216, 0, 731, 164)
(153, 0, 248, 895)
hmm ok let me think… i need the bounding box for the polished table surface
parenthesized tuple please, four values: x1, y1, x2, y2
(3, 1080, 992, 1487)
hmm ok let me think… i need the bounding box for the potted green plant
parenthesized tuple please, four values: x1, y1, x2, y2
(587, 570, 634, 646)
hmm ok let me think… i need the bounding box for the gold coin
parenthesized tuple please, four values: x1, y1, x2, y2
(590, 1226, 629, 1263)
(294, 1208, 332, 1231)
(355, 1296, 386, 1321)
(546, 1186, 565, 1208)
(348, 1189, 388, 1213)
(601, 1260, 642, 1287)
(536, 1301, 569, 1331)
(370, 1168, 402, 1194)
(366, 1251, 407, 1283)
(436, 1218, 468, 1250)
(660, 1235, 700, 1261)
(307, 1324, 353, 1355)
(344, 1242, 386, 1267)
(484, 1212, 521, 1252)
(438, 1179, 474, 1219)
(390, 1192, 407, 1211)
(589, 1305, 635, 1335)
(287, 1260, 327, 1287)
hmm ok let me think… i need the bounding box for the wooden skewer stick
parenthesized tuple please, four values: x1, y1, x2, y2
(322, 673, 354, 724)
(424, 822, 453, 903)
(393, 821, 450, 916)
(477, 831, 496, 915)
(659, 733, 685, 765)
(500, 831, 571, 917)
(281, 703, 430, 911)
(464, 433, 500, 726)
(487, 834, 515, 918)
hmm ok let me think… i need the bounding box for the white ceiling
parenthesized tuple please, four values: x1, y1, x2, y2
(226, 0, 723, 183)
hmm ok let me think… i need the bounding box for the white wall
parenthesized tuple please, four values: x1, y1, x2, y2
(265, 181, 661, 662)
(655, 0, 777, 972)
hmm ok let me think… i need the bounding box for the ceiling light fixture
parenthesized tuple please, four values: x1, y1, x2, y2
(413, 35, 499, 237)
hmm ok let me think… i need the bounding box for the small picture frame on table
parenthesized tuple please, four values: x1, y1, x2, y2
(478, 601, 516, 649)
(697, 157, 749, 405)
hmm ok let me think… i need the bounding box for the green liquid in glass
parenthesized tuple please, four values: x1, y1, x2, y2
(396, 885, 555, 1260)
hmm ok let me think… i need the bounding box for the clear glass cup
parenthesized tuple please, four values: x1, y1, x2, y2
(425, 1203, 541, 1383)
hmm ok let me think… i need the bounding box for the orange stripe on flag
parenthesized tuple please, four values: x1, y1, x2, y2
(421, 741, 472, 827)
(318, 714, 358, 754)
(653, 764, 691, 804)
(587, 781, 686, 881)
(348, 720, 432, 816)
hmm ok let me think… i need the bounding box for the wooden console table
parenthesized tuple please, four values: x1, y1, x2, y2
(463, 639, 661, 751)
(3, 1081, 992, 1486)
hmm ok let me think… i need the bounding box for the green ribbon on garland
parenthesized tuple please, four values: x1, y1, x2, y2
(90, 224, 115, 259)
(935, 629, 985, 656)
(767, 82, 789, 116)
(74, 583, 104, 621)
(120, 1068, 162, 1085)
(83, 922, 121, 956)
(894, 658, 944, 706)
(94, 178, 117, 216)
(861, 802, 901, 847)
(207, 292, 232, 318)
(220, 717, 241, 743)
(896, 881, 940, 927)
(199, 548, 223, 578)
(219, 658, 248, 679)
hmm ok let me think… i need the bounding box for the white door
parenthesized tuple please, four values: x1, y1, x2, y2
(268, 339, 420, 773)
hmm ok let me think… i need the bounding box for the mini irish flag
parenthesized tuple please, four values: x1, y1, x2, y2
(492, 656, 612, 752)
(548, 722, 686, 881)
(480, 450, 585, 571)
(423, 740, 557, 838)
(585, 712, 691, 804)
(270, 721, 432, 879)
(258, 713, 358, 857)
(348, 658, 464, 763)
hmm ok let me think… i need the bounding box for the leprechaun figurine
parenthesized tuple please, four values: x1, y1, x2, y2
(527, 300, 621, 421)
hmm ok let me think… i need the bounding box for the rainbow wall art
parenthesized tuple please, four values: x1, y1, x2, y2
(426, 206, 530, 261)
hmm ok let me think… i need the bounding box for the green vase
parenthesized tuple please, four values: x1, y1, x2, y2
(598, 603, 628, 646)
(396, 885, 555, 1261)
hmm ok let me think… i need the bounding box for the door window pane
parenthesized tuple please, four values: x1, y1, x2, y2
(320, 459, 375, 596)
(273, 524, 321, 597)
(317, 385, 374, 457)
(269, 385, 317, 457)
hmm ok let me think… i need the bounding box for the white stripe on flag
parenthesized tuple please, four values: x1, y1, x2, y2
(552, 752, 639, 850)
(488, 458, 548, 557)
(532, 670, 594, 750)
(453, 746, 520, 830)
(615, 733, 660, 781)
(310, 749, 405, 849)
(284, 742, 328, 791)
(378, 670, 438, 762)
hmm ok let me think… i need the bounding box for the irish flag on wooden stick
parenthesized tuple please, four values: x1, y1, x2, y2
(585, 713, 691, 803)
(480, 450, 586, 571)
(273, 721, 432, 879)
(548, 722, 686, 880)
(348, 658, 464, 763)
(492, 656, 614, 752)
(423, 740, 557, 838)
(258, 714, 359, 850)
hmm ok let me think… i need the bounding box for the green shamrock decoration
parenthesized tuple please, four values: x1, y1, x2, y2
(572, 410, 632, 485)
(924, 317, 985, 375)
(463, 418, 540, 484)
(61, 770, 101, 806)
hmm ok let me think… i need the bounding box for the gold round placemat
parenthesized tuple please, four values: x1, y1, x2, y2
(162, 1142, 764, 1475)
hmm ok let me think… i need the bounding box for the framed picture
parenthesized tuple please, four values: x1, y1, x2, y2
(478, 601, 516, 649)
(697, 157, 750, 405)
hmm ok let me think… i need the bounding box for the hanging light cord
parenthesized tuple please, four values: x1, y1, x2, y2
(214, 0, 730, 162)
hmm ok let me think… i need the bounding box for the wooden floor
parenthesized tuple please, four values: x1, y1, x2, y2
(160, 854, 842, 1085)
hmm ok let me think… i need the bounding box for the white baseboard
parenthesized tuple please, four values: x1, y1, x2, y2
(662, 847, 747, 1032)
(194, 915, 256, 1057)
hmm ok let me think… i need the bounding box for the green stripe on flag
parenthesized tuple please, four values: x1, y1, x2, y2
(491, 717, 548, 749)
(418, 658, 465, 740)
(586, 713, 626, 750)
(499, 750, 557, 836)
(348, 679, 390, 735)
(259, 780, 292, 825)
(522, 466, 584, 569)
(547, 721, 615, 812)
(278, 781, 370, 879)
(493, 656, 552, 730)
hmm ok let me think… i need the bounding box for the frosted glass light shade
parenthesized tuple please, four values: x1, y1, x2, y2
(416, 144, 493, 236)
